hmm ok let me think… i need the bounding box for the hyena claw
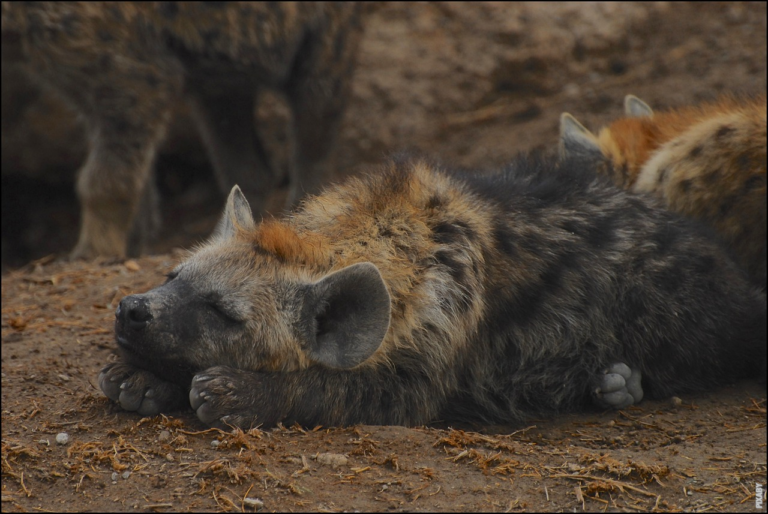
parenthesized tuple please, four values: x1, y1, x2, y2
(593, 362, 643, 409)
(190, 367, 277, 429)
(189, 371, 237, 428)
(99, 362, 187, 416)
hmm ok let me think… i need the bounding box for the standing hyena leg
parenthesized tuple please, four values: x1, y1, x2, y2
(71, 120, 168, 259)
(187, 83, 276, 216)
(68, 62, 180, 260)
(284, 13, 363, 207)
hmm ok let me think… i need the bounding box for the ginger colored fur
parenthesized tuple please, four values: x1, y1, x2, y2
(586, 96, 766, 290)
(597, 96, 766, 187)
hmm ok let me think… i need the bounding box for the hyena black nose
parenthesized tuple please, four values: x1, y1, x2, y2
(117, 295, 153, 330)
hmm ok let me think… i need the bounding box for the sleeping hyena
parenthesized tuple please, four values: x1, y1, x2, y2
(560, 95, 767, 290)
(1, 2, 364, 259)
(99, 153, 766, 428)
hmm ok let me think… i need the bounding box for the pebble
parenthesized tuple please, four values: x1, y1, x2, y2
(158, 430, 171, 442)
(669, 396, 683, 407)
(55, 432, 69, 445)
(563, 83, 580, 98)
(243, 497, 264, 510)
(211, 439, 221, 448)
(112, 472, 119, 482)
(122, 471, 131, 479)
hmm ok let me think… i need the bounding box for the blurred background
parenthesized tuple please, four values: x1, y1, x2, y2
(2, 1, 765, 270)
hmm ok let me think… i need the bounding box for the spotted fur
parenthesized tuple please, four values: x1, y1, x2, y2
(560, 95, 767, 290)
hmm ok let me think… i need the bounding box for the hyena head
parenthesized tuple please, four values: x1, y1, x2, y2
(114, 186, 392, 387)
(559, 95, 656, 187)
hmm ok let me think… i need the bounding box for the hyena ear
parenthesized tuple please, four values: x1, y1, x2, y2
(559, 112, 601, 160)
(211, 185, 256, 240)
(299, 262, 391, 369)
(624, 95, 653, 118)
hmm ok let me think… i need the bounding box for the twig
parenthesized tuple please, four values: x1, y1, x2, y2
(551, 474, 659, 498)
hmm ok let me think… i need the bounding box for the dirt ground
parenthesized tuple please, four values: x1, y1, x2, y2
(2, 2, 766, 512)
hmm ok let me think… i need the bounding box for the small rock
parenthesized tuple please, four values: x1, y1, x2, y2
(669, 396, 683, 408)
(243, 497, 264, 510)
(111, 472, 119, 482)
(563, 83, 580, 98)
(55, 432, 70, 445)
(165, 453, 175, 462)
(124, 260, 140, 272)
(316, 452, 348, 468)
(211, 439, 220, 448)
(158, 430, 171, 442)
(122, 471, 131, 479)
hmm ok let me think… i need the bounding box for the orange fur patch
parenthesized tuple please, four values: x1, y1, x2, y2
(600, 95, 767, 178)
(255, 220, 330, 266)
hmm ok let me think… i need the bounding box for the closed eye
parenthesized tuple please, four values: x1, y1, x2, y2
(164, 271, 179, 283)
(207, 299, 242, 324)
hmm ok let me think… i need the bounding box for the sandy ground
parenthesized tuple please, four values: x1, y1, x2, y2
(2, 2, 766, 512)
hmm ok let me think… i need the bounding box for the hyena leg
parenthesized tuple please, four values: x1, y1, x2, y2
(283, 11, 364, 207)
(68, 63, 179, 260)
(99, 362, 188, 416)
(125, 177, 161, 259)
(187, 83, 276, 216)
(71, 120, 168, 259)
(592, 362, 643, 409)
(189, 366, 441, 429)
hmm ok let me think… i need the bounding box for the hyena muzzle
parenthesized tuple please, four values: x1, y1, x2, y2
(1, 2, 365, 259)
(100, 153, 766, 429)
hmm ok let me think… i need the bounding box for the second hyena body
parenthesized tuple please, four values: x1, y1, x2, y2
(560, 95, 767, 290)
(1, 2, 364, 259)
(99, 154, 766, 428)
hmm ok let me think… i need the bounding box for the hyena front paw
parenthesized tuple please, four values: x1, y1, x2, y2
(190, 366, 281, 430)
(99, 362, 188, 416)
(592, 362, 643, 409)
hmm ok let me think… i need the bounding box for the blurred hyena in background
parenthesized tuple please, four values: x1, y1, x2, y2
(560, 95, 767, 291)
(1, 2, 365, 259)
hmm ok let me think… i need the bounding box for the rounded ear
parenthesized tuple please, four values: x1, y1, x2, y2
(624, 95, 653, 118)
(298, 262, 391, 369)
(211, 185, 255, 241)
(559, 112, 602, 160)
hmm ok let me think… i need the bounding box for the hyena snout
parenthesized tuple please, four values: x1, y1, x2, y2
(115, 295, 153, 340)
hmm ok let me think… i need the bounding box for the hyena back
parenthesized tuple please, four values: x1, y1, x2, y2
(560, 95, 767, 291)
(1, 2, 364, 259)
(99, 154, 766, 428)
